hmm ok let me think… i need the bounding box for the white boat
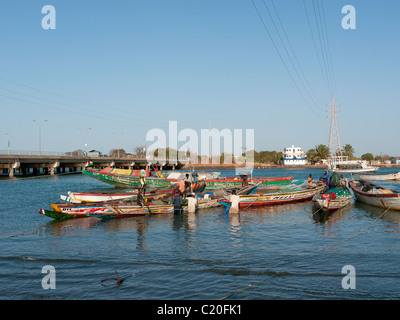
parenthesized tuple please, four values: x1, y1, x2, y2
(328, 156, 378, 173)
(356, 172, 400, 181)
(60, 188, 176, 203)
(349, 178, 400, 210)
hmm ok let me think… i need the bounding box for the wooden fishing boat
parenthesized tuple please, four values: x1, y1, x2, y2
(60, 183, 206, 203)
(349, 178, 400, 210)
(217, 184, 325, 209)
(60, 187, 175, 203)
(313, 187, 353, 212)
(39, 197, 222, 220)
(356, 172, 400, 181)
(82, 167, 294, 189)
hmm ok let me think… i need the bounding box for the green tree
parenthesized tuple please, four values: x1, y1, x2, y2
(361, 153, 374, 161)
(256, 150, 282, 163)
(219, 152, 235, 164)
(342, 144, 355, 159)
(313, 144, 330, 161)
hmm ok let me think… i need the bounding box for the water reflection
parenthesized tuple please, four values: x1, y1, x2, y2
(311, 202, 352, 225)
(228, 212, 241, 231)
(43, 217, 101, 236)
(354, 201, 400, 225)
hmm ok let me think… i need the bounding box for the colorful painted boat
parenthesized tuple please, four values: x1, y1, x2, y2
(39, 197, 222, 220)
(313, 187, 353, 212)
(82, 167, 294, 189)
(60, 187, 175, 203)
(356, 172, 400, 181)
(218, 184, 325, 209)
(60, 183, 206, 203)
(349, 178, 400, 210)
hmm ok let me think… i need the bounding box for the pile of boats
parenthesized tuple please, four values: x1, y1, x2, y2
(38, 166, 400, 220)
(312, 171, 400, 213)
(81, 167, 297, 190)
(38, 167, 324, 220)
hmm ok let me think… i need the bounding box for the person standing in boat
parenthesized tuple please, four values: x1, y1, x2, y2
(192, 171, 200, 187)
(184, 173, 191, 195)
(320, 171, 330, 189)
(242, 174, 248, 186)
(177, 179, 185, 195)
(140, 172, 146, 193)
(137, 188, 145, 206)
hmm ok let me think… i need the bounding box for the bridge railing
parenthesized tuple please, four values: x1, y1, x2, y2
(0, 150, 146, 157)
(0, 150, 79, 157)
(0, 150, 187, 161)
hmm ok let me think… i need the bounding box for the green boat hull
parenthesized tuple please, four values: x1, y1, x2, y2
(82, 168, 294, 189)
(39, 209, 81, 220)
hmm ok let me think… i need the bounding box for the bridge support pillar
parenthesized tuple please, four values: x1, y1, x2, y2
(9, 162, 20, 178)
(50, 161, 60, 175)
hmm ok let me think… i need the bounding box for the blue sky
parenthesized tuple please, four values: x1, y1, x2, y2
(0, 0, 399, 157)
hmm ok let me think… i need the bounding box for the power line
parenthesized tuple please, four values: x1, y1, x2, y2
(319, 0, 338, 97)
(249, 0, 323, 117)
(310, 0, 337, 98)
(302, 0, 331, 95)
(268, 0, 324, 108)
(0, 76, 168, 126)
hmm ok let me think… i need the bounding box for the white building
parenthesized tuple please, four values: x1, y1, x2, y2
(282, 145, 306, 166)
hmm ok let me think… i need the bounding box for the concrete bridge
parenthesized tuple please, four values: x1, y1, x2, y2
(0, 152, 188, 177)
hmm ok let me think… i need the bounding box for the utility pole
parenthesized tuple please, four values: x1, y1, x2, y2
(5, 132, 10, 155)
(113, 131, 124, 158)
(33, 120, 48, 156)
(209, 120, 211, 164)
(78, 127, 92, 155)
(327, 96, 342, 158)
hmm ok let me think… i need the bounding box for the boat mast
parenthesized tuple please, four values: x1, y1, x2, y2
(327, 96, 342, 159)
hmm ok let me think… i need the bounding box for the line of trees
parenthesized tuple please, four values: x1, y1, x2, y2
(103, 144, 395, 164)
(140, 147, 283, 164)
(306, 144, 394, 164)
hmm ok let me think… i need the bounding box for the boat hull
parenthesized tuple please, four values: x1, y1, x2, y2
(331, 167, 378, 173)
(82, 168, 294, 189)
(357, 172, 400, 181)
(351, 192, 400, 210)
(315, 197, 352, 212)
(349, 180, 400, 210)
(313, 186, 353, 212)
(40, 199, 222, 220)
(233, 185, 325, 208)
(60, 185, 202, 203)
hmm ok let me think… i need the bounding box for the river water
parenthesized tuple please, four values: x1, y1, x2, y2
(0, 168, 399, 300)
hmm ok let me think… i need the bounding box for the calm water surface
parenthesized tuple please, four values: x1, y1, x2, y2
(0, 168, 399, 299)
